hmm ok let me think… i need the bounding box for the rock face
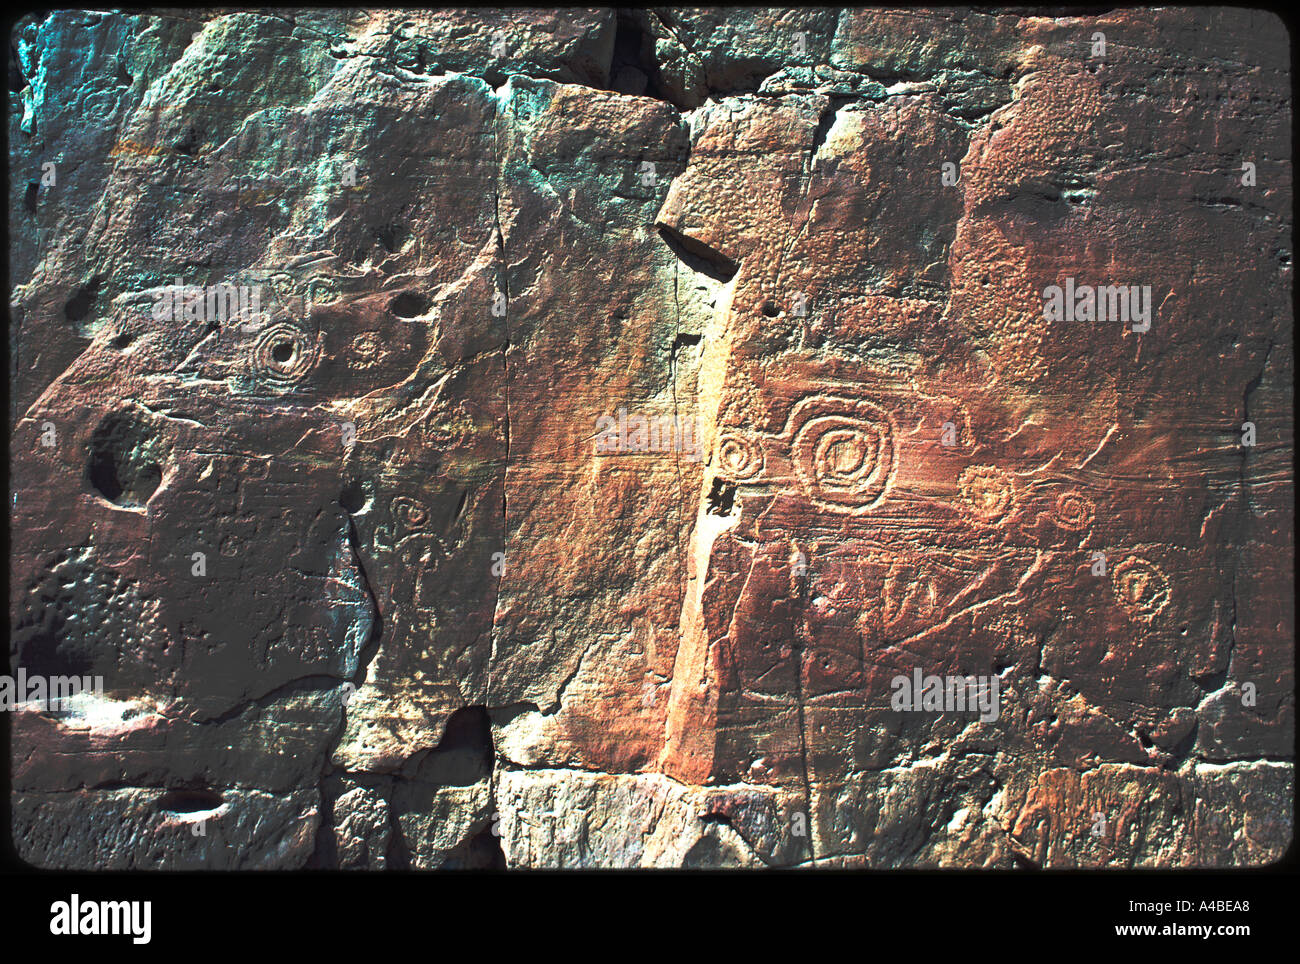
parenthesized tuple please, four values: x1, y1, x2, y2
(7, 8, 1293, 869)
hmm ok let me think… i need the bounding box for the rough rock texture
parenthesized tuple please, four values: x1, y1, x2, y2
(7, 7, 1293, 869)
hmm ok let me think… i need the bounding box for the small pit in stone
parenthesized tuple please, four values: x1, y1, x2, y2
(271, 339, 295, 364)
(173, 125, 201, 155)
(374, 223, 409, 253)
(339, 479, 368, 514)
(389, 291, 431, 318)
(64, 276, 102, 323)
(86, 410, 166, 507)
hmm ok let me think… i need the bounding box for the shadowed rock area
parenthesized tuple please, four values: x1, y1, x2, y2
(7, 7, 1293, 869)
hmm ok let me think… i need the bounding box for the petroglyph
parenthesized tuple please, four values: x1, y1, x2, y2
(7, 7, 1291, 873)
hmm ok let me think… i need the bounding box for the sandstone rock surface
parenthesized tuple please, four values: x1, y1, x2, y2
(7, 7, 1293, 869)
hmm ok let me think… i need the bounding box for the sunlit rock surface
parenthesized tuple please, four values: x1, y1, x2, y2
(8, 7, 1293, 869)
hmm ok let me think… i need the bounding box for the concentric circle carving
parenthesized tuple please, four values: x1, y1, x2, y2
(1111, 556, 1170, 624)
(253, 322, 315, 385)
(715, 432, 764, 482)
(391, 495, 429, 532)
(790, 397, 895, 512)
(1053, 490, 1095, 531)
(307, 276, 341, 305)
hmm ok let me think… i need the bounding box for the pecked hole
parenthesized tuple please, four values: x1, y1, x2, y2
(64, 275, 103, 323)
(339, 479, 368, 514)
(86, 410, 165, 507)
(389, 291, 431, 318)
(374, 223, 409, 253)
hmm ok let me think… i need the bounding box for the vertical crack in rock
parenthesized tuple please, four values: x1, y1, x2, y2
(667, 250, 691, 653)
(344, 516, 385, 687)
(792, 591, 818, 865)
(1223, 339, 1278, 696)
(808, 97, 851, 174)
(485, 86, 513, 846)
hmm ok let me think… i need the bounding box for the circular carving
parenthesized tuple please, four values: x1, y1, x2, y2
(253, 323, 315, 385)
(391, 495, 429, 532)
(264, 270, 294, 292)
(814, 428, 877, 483)
(1053, 490, 1095, 531)
(716, 432, 764, 482)
(307, 276, 340, 305)
(958, 465, 1017, 522)
(790, 398, 895, 512)
(1112, 556, 1170, 624)
(352, 331, 383, 368)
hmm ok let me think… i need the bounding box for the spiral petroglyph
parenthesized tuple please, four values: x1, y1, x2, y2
(715, 431, 764, 482)
(391, 495, 430, 532)
(7, 7, 1290, 875)
(788, 396, 896, 513)
(1053, 490, 1096, 531)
